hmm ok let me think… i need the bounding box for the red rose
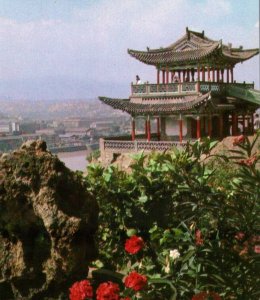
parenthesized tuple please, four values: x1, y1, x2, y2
(96, 281, 120, 300)
(195, 229, 204, 246)
(192, 291, 222, 300)
(233, 135, 245, 146)
(124, 271, 147, 291)
(69, 280, 93, 300)
(125, 235, 144, 254)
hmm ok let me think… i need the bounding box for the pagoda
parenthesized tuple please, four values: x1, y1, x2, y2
(99, 28, 260, 158)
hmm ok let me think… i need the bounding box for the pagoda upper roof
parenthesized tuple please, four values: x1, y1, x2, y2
(128, 28, 259, 68)
(99, 93, 212, 115)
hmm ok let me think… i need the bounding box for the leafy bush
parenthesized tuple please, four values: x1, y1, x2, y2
(87, 150, 101, 163)
(83, 134, 260, 299)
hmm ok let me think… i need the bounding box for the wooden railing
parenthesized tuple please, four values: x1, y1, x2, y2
(131, 82, 254, 96)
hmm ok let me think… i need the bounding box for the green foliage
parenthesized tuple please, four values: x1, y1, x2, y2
(86, 150, 100, 163)
(85, 134, 260, 299)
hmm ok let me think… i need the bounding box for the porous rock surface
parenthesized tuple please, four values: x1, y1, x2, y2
(0, 140, 98, 299)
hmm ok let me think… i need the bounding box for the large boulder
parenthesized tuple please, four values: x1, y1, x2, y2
(0, 140, 98, 299)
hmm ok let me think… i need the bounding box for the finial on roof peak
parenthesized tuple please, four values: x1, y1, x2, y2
(186, 27, 190, 40)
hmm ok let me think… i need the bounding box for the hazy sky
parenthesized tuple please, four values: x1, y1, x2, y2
(0, 0, 259, 100)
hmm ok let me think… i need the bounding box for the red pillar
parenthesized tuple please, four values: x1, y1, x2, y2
(187, 69, 190, 81)
(162, 70, 165, 84)
(232, 113, 237, 136)
(208, 66, 211, 81)
(166, 69, 169, 84)
(251, 114, 254, 134)
(203, 117, 206, 136)
(179, 116, 183, 143)
(221, 69, 224, 82)
(157, 69, 160, 84)
(227, 68, 229, 83)
(171, 71, 175, 82)
(208, 115, 212, 137)
(242, 114, 245, 134)
(202, 67, 205, 81)
(197, 66, 200, 81)
(178, 70, 181, 81)
(145, 119, 148, 136)
(131, 117, 135, 141)
(183, 70, 186, 82)
(157, 117, 160, 141)
(147, 116, 151, 142)
(219, 114, 223, 139)
(196, 116, 201, 139)
(217, 69, 220, 82)
(212, 67, 215, 82)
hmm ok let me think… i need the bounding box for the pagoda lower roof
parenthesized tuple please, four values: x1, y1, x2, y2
(99, 93, 211, 115)
(128, 29, 259, 67)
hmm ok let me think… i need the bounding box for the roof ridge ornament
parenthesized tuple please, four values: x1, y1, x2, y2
(186, 27, 190, 40)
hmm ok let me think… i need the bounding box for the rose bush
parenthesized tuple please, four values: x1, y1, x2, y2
(85, 134, 260, 299)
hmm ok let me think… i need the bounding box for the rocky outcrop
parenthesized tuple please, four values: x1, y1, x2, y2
(0, 140, 98, 299)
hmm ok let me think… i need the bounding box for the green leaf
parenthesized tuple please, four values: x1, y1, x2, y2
(126, 228, 137, 237)
(138, 195, 148, 203)
(149, 278, 177, 300)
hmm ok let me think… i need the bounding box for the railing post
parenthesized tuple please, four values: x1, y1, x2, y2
(196, 81, 200, 92)
(147, 115, 151, 142)
(157, 117, 160, 141)
(131, 117, 135, 141)
(145, 81, 150, 94)
(99, 138, 105, 160)
(134, 140, 138, 152)
(179, 114, 183, 143)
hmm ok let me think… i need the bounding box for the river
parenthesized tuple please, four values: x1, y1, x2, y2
(57, 150, 89, 172)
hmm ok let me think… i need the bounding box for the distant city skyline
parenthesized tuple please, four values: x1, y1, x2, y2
(0, 0, 259, 100)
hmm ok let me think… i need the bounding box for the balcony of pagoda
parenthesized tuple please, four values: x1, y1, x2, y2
(131, 81, 254, 97)
(100, 135, 187, 159)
